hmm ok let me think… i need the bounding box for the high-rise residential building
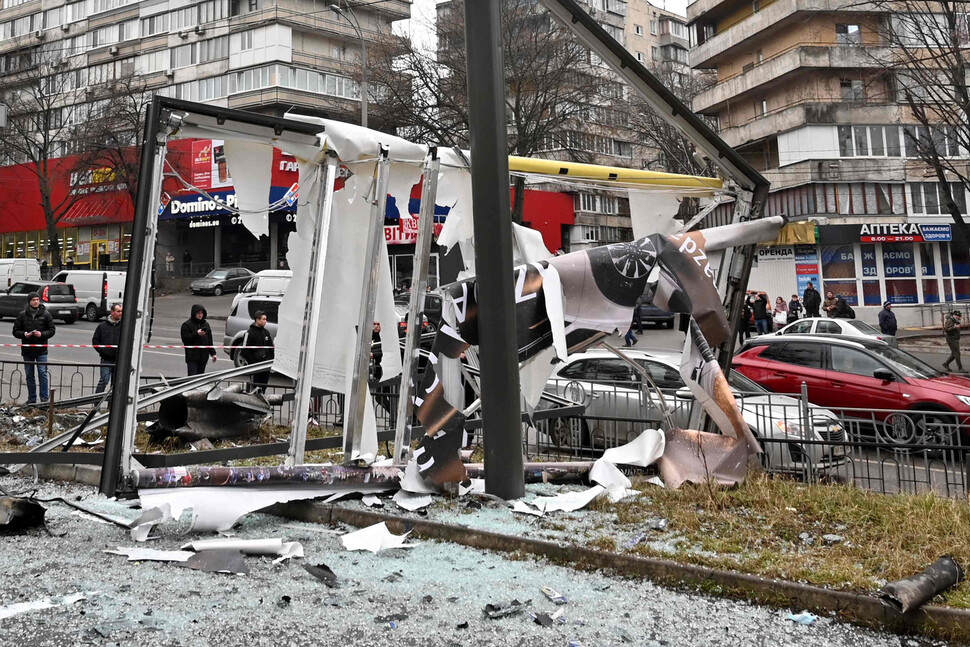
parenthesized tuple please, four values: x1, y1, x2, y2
(687, 0, 970, 317)
(0, 0, 408, 271)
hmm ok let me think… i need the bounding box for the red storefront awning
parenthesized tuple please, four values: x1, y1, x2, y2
(60, 191, 132, 227)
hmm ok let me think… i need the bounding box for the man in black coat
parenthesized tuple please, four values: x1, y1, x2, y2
(802, 282, 821, 318)
(93, 303, 123, 393)
(240, 310, 274, 391)
(751, 291, 770, 335)
(878, 301, 897, 336)
(12, 292, 56, 404)
(180, 304, 217, 376)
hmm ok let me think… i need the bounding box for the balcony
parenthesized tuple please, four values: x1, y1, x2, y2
(228, 6, 383, 43)
(690, 0, 880, 68)
(717, 101, 905, 148)
(693, 44, 890, 113)
(659, 31, 689, 48)
(762, 156, 909, 190)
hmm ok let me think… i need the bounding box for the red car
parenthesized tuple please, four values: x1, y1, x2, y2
(732, 335, 970, 445)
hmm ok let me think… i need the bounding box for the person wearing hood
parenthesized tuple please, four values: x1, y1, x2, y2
(240, 310, 274, 391)
(93, 303, 124, 393)
(181, 304, 217, 376)
(878, 301, 897, 337)
(12, 291, 56, 404)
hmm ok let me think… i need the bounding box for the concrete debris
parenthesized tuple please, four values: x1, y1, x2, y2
(0, 496, 45, 533)
(822, 534, 844, 545)
(799, 533, 814, 546)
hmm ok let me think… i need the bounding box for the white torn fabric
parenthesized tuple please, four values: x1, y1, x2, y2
(589, 459, 637, 503)
(600, 429, 666, 467)
(519, 346, 558, 416)
(105, 547, 194, 562)
(180, 538, 304, 563)
(222, 139, 273, 238)
(362, 495, 384, 507)
(510, 500, 544, 517)
(167, 124, 323, 165)
(434, 148, 474, 257)
(629, 190, 682, 240)
(132, 486, 349, 540)
(0, 592, 90, 621)
(646, 476, 666, 488)
(536, 262, 567, 361)
(340, 522, 418, 553)
(459, 478, 485, 496)
(400, 460, 438, 494)
(513, 222, 552, 265)
(341, 330, 378, 461)
(392, 489, 433, 512)
(533, 485, 605, 513)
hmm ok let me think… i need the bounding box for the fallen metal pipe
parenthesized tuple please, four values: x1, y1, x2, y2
(880, 556, 965, 614)
(130, 464, 403, 489)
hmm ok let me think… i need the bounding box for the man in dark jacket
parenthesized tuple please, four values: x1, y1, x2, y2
(943, 310, 963, 372)
(240, 310, 274, 391)
(180, 304, 217, 376)
(737, 297, 752, 346)
(803, 282, 821, 317)
(12, 292, 56, 404)
(878, 301, 897, 336)
(787, 295, 803, 323)
(751, 291, 770, 335)
(93, 303, 123, 393)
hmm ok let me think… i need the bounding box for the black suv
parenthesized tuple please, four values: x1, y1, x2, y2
(0, 281, 82, 323)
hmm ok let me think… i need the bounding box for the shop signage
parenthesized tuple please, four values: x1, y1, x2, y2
(169, 193, 238, 216)
(384, 221, 444, 245)
(756, 245, 794, 262)
(820, 223, 953, 244)
(793, 244, 820, 295)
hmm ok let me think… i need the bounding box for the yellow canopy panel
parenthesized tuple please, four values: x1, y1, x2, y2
(507, 156, 723, 191)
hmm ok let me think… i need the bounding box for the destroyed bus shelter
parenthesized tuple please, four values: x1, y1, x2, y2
(2, 0, 771, 499)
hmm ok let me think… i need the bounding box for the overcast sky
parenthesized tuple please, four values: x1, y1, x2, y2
(397, 0, 689, 52)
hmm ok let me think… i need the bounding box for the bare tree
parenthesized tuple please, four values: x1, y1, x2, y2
(861, 1, 970, 243)
(367, 0, 609, 222)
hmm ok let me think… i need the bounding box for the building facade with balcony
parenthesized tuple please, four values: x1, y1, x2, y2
(687, 0, 970, 318)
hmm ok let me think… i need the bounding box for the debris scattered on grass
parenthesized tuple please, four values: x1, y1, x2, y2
(822, 534, 843, 545)
(880, 556, 965, 614)
(340, 522, 418, 554)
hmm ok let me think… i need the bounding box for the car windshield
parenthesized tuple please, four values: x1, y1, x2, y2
(847, 320, 879, 335)
(864, 343, 942, 379)
(728, 371, 768, 393)
(207, 270, 229, 279)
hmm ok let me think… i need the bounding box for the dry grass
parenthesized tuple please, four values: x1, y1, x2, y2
(591, 473, 970, 608)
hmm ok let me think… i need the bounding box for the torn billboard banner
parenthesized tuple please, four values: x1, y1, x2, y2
(130, 464, 402, 489)
(412, 217, 784, 484)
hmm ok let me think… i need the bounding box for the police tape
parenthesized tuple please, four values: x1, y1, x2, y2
(1, 344, 269, 349)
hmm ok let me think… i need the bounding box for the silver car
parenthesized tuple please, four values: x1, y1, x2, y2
(542, 348, 847, 473)
(767, 317, 896, 347)
(223, 294, 281, 366)
(191, 267, 255, 296)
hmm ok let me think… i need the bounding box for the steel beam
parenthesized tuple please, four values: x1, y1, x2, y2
(288, 156, 339, 466)
(393, 152, 440, 464)
(343, 149, 392, 460)
(463, 0, 525, 500)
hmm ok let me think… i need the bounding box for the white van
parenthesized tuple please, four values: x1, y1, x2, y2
(230, 269, 292, 310)
(50, 270, 126, 321)
(0, 259, 41, 288)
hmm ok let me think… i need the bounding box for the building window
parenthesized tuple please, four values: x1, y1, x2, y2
(752, 0, 760, 12)
(649, 20, 656, 35)
(756, 49, 763, 63)
(909, 182, 967, 215)
(835, 24, 862, 45)
(755, 99, 767, 116)
(634, 24, 643, 36)
(240, 29, 255, 50)
(651, 46, 658, 61)
(636, 51, 644, 62)
(840, 78, 865, 102)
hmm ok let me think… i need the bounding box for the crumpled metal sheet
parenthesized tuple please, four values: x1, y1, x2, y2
(150, 385, 273, 442)
(880, 556, 965, 614)
(657, 428, 747, 489)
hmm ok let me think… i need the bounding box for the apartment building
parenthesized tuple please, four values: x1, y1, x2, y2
(687, 0, 970, 317)
(0, 0, 408, 271)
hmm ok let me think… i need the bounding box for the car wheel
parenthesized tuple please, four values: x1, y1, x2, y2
(233, 347, 249, 368)
(85, 304, 99, 321)
(62, 316, 76, 325)
(213, 285, 223, 296)
(912, 407, 959, 450)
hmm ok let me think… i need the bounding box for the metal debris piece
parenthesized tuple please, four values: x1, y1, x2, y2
(181, 549, 249, 575)
(149, 384, 275, 442)
(648, 517, 668, 532)
(0, 496, 45, 534)
(880, 556, 965, 614)
(302, 562, 338, 588)
(483, 599, 530, 619)
(540, 586, 567, 605)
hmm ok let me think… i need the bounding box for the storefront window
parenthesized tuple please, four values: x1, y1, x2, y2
(862, 280, 882, 306)
(62, 228, 79, 264)
(952, 279, 970, 301)
(942, 243, 951, 276)
(121, 225, 131, 261)
(922, 279, 940, 303)
(860, 244, 877, 278)
(25, 231, 40, 260)
(919, 243, 935, 275)
(881, 243, 915, 279)
(824, 280, 859, 306)
(944, 279, 953, 301)
(2, 233, 14, 258)
(953, 244, 970, 277)
(821, 245, 855, 278)
(886, 279, 919, 304)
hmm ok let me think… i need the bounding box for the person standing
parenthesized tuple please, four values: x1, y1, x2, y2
(787, 295, 802, 323)
(752, 291, 771, 335)
(737, 295, 752, 346)
(878, 301, 897, 337)
(823, 291, 838, 317)
(772, 297, 788, 330)
(182, 249, 193, 276)
(803, 282, 821, 318)
(371, 321, 385, 381)
(633, 296, 644, 335)
(240, 310, 274, 391)
(180, 304, 217, 376)
(12, 292, 55, 405)
(65, 256, 74, 269)
(92, 303, 123, 393)
(165, 251, 176, 277)
(40, 259, 48, 280)
(943, 310, 963, 373)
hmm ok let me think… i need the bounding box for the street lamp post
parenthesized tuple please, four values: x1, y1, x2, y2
(330, 2, 367, 128)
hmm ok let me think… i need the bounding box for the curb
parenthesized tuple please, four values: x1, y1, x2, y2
(18, 465, 970, 642)
(267, 500, 970, 643)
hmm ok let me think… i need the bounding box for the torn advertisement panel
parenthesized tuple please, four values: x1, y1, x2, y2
(600, 429, 665, 467)
(105, 547, 195, 562)
(412, 217, 783, 485)
(340, 521, 418, 553)
(392, 489, 433, 512)
(147, 386, 273, 442)
(657, 427, 748, 489)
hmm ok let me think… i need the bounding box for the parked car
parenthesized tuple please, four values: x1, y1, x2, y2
(732, 335, 970, 445)
(191, 267, 254, 296)
(0, 258, 40, 289)
(541, 347, 846, 472)
(0, 281, 81, 323)
(50, 270, 125, 321)
(637, 287, 674, 328)
(231, 269, 292, 310)
(767, 316, 896, 347)
(224, 294, 282, 366)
